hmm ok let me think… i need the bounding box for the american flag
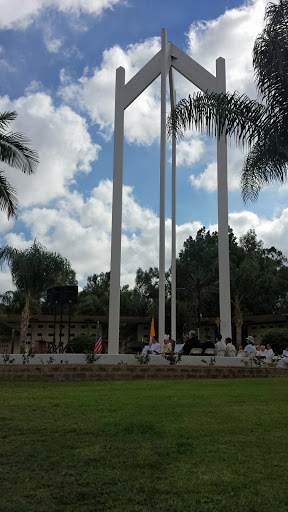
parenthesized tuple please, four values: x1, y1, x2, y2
(94, 336, 102, 354)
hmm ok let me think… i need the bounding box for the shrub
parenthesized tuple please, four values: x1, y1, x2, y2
(261, 328, 288, 355)
(70, 335, 96, 353)
(135, 353, 150, 365)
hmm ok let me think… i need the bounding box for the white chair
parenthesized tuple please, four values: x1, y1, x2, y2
(217, 349, 226, 357)
(227, 349, 237, 357)
(175, 343, 184, 353)
(246, 350, 256, 359)
(237, 350, 247, 358)
(204, 348, 216, 356)
(189, 348, 203, 356)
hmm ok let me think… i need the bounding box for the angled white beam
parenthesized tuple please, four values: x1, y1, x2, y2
(122, 50, 162, 110)
(170, 43, 217, 93)
(216, 57, 232, 339)
(169, 68, 177, 342)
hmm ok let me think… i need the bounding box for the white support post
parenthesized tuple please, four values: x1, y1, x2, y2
(170, 81, 177, 342)
(216, 57, 232, 339)
(158, 28, 167, 350)
(171, 115, 176, 341)
(108, 66, 125, 354)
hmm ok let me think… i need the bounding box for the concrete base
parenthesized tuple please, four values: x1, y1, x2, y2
(2, 353, 253, 366)
(0, 363, 287, 381)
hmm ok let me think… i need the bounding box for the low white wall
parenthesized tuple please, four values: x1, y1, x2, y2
(0, 353, 250, 366)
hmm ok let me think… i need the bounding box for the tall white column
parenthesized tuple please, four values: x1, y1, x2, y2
(108, 66, 125, 354)
(216, 57, 232, 339)
(158, 28, 167, 350)
(171, 88, 177, 342)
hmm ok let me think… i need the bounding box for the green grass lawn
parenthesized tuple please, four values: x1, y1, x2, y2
(1, 378, 288, 512)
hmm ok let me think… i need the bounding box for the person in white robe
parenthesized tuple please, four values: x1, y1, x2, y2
(161, 337, 172, 354)
(215, 335, 226, 355)
(256, 345, 267, 358)
(225, 337, 237, 356)
(142, 336, 160, 355)
(244, 336, 257, 357)
(265, 344, 274, 362)
(276, 347, 288, 368)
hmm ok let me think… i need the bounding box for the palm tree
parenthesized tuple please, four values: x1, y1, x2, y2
(0, 241, 77, 352)
(167, 0, 288, 202)
(0, 111, 38, 218)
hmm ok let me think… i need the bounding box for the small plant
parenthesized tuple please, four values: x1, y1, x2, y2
(251, 357, 266, 368)
(85, 353, 101, 364)
(118, 360, 127, 365)
(22, 353, 34, 364)
(241, 358, 249, 367)
(47, 356, 55, 365)
(163, 352, 182, 365)
(39, 358, 45, 364)
(201, 357, 216, 366)
(135, 353, 151, 365)
(1, 354, 15, 364)
(60, 359, 69, 364)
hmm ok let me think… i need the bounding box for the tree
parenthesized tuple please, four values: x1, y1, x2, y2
(167, 0, 288, 202)
(0, 241, 76, 352)
(177, 228, 219, 331)
(0, 111, 38, 218)
(77, 272, 110, 315)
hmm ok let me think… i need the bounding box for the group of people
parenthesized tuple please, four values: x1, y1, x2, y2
(180, 331, 237, 357)
(141, 331, 288, 366)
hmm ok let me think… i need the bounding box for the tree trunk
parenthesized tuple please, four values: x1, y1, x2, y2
(235, 321, 243, 348)
(19, 294, 30, 353)
(233, 294, 243, 348)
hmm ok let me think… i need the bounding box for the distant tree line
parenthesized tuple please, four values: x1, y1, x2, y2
(1, 228, 288, 346)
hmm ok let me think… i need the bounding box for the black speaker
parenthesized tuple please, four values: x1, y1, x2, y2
(47, 285, 78, 306)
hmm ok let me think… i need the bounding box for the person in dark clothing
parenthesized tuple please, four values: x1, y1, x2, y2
(202, 335, 215, 353)
(181, 330, 201, 355)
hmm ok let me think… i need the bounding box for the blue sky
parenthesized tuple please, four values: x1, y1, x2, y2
(0, 0, 286, 291)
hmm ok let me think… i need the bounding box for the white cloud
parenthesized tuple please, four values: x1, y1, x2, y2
(173, 0, 270, 194)
(58, 37, 162, 145)
(0, 0, 124, 30)
(229, 208, 288, 257)
(189, 145, 244, 192)
(0, 92, 100, 207)
(175, 133, 204, 167)
(0, 180, 203, 292)
(44, 35, 63, 54)
(186, 0, 269, 97)
(1, 176, 288, 295)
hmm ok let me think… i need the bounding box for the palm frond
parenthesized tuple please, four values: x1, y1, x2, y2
(0, 111, 17, 130)
(0, 132, 39, 173)
(167, 91, 268, 147)
(253, 0, 288, 110)
(241, 136, 288, 203)
(0, 170, 18, 219)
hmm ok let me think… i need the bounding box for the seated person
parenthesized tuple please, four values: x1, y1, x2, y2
(142, 336, 160, 355)
(256, 345, 267, 358)
(225, 337, 236, 355)
(215, 334, 226, 354)
(202, 335, 215, 353)
(244, 336, 257, 357)
(265, 344, 274, 362)
(161, 336, 172, 354)
(237, 345, 245, 357)
(181, 330, 201, 355)
(276, 346, 288, 368)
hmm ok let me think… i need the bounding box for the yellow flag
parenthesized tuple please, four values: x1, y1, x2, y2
(150, 317, 155, 338)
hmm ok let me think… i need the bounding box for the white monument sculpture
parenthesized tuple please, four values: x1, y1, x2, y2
(108, 28, 232, 354)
